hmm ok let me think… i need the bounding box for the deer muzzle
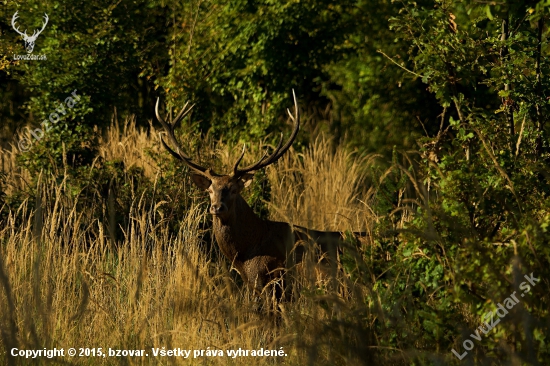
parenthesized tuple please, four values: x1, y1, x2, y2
(210, 203, 228, 215)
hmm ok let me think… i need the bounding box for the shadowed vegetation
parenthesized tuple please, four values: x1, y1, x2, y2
(1, 0, 550, 364)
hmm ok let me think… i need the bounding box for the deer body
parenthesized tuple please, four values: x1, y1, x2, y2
(204, 184, 354, 295)
(192, 174, 295, 293)
(214, 215, 293, 292)
(156, 92, 361, 297)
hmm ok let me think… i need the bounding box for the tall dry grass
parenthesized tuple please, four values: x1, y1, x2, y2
(0, 117, 380, 365)
(97, 116, 161, 179)
(267, 135, 375, 232)
(0, 144, 31, 197)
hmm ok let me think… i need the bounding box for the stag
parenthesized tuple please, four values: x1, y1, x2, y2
(155, 92, 362, 298)
(12, 11, 49, 54)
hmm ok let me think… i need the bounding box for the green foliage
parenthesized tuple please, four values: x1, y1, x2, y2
(2, 0, 167, 171)
(17, 120, 97, 177)
(245, 168, 271, 220)
(2, 0, 441, 160)
(6, 0, 166, 122)
(1, 0, 550, 363)
(154, 0, 363, 142)
(344, 0, 550, 363)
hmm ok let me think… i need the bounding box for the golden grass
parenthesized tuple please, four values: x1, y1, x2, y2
(97, 116, 161, 179)
(0, 117, 378, 365)
(267, 135, 375, 232)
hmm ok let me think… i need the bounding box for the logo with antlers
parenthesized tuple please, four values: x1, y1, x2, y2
(11, 11, 49, 54)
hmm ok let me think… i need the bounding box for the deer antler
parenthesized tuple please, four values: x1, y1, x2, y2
(11, 12, 48, 39)
(11, 11, 27, 38)
(232, 90, 300, 177)
(155, 98, 214, 177)
(31, 13, 49, 39)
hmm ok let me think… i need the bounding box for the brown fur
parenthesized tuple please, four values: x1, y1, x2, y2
(155, 94, 364, 298)
(192, 174, 294, 294)
(191, 173, 364, 297)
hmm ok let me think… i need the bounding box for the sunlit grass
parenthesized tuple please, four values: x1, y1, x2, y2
(0, 117, 378, 365)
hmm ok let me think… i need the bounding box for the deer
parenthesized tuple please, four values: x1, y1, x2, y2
(11, 11, 49, 54)
(155, 92, 365, 300)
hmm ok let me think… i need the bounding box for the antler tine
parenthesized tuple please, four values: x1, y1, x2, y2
(271, 132, 285, 157)
(233, 90, 299, 177)
(11, 11, 27, 37)
(36, 13, 48, 35)
(168, 100, 194, 132)
(233, 143, 271, 176)
(155, 98, 211, 176)
(235, 133, 282, 174)
(232, 144, 246, 176)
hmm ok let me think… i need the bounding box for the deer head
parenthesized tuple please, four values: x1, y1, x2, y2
(155, 92, 299, 221)
(12, 11, 49, 54)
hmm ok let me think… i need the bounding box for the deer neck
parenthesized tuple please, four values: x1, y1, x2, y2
(211, 195, 265, 263)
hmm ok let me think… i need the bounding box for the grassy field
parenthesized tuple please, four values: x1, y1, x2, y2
(2, 116, 548, 365)
(3, 0, 549, 363)
(0, 119, 383, 365)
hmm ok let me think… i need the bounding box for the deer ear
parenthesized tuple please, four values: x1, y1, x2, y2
(239, 173, 255, 189)
(191, 174, 211, 190)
